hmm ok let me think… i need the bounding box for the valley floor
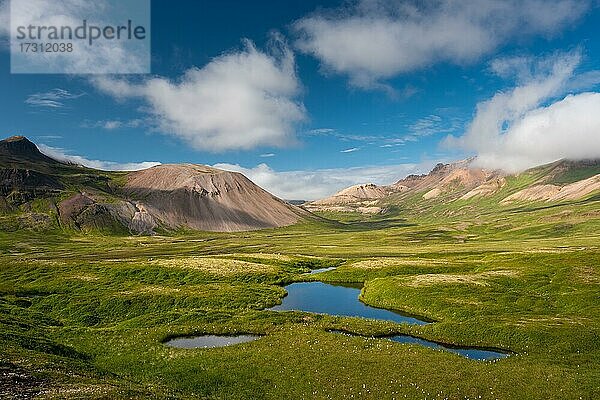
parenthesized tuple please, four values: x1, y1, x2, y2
(1, 201, 599, 399)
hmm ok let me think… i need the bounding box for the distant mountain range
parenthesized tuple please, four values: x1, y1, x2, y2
(304, 158, 600, 214)
(2, 135, 599, 234)
(0, 136, 307, 234)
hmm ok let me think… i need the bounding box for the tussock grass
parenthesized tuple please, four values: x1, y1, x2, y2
(1, 198, 599, 398)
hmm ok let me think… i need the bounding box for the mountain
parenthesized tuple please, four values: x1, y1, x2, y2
(3, 135, 598, 233)
(501, 173, 600, 203)
(0, 136, 308, 234)
(391, 159, 501, 201)
(304, 184, 391, 214)
(0, 135, 58, 164)
(306, 158, 600, 214)
(124, 164, 306, 232)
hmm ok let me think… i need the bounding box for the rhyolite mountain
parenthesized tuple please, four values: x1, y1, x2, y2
(305, 158, 600, 214)
(0, 136, 308, 234)
(123, 164, 307, 232)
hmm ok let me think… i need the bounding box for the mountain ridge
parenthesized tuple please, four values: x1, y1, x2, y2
(0, 136, 61, 165)
(2, 136, 599, 232)
(305, 158, 600, 214)
(0, 136, 308, 234)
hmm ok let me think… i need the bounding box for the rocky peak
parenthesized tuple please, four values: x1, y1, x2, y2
(0, 136, 58, 164)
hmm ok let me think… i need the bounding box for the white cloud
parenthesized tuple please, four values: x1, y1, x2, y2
(408, 114, 462, 139)
(103, 121, 122, 130)
(34, 135, 63, 140)
(490, 56, 538, 81)
(92, 34, 306, 152)
(305, 115, 462, 149)
(25, 89, 84, 108)
(308, 128, 335, 134)
(446, 51, 600, 172)
(304, 128, 384, 143)
(38, 144, 160, 171)
(0, 0, 8, 49)
(260, 153, 275, 158)
(293, 0, 589, 88)
(470, 92, 600, 172)
(213, 162, 431, 201)
(81, 119, 145, 130)
(2, 0, 149, 73)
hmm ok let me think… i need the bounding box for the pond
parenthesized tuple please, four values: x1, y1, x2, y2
(330, 330, 510, 361)
(166, 282, 510, 361)
(269, 281, 431, 325)
(269, 281, 510, 361)
(308, 267, 337, 274)
(165, 335, 260, 349)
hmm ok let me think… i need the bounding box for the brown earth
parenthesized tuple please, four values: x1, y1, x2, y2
(123, 164, 308, 232)
(308, 183, 389, 207)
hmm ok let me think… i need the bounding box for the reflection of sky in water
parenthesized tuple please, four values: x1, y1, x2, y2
(271, 281, 510, 361)
(270, 281, 430, 325)
(166, 335, 259, 349)
(308, 267, 337, 274)
(388, 335, 510, 361)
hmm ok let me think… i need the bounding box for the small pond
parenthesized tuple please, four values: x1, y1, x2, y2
(330, 330, 509, 361)
(269, 281, 430, 325)
(308, 267, 337, 274)
(270, 281, 510, 360)
(165, 282, 510, 360)
(165, 335, 260, 349)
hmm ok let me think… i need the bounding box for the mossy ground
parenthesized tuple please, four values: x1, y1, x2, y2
(0, 196, 599, 399)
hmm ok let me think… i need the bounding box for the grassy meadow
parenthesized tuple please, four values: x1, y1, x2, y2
(1, 195, 599, 399)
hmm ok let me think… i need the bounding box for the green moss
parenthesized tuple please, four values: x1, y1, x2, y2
(0, 180, 599, 398)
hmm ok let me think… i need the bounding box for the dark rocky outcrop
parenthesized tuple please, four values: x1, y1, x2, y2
(0, 168, 63, 206)
(0, 136, 58, 164)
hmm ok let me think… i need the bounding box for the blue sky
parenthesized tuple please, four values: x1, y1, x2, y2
(1, 0, 600, 200)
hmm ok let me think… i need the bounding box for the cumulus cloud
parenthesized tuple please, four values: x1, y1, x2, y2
(293, 0, 589, 88)
(213, 162, 432, 201)
(25, 89, 84, 108)
(38, 144, 160, 171)
(446, 51, 600, 172)
(472, 93, 600, 171)
(92, 35, 306, 152)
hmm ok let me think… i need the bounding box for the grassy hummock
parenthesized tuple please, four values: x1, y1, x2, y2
(1, 196, 599, 399)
